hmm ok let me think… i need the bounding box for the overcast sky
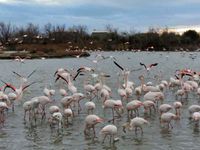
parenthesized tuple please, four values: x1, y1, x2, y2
(0, 0, 200, 32)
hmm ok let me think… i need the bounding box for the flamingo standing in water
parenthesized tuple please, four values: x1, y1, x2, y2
(0, 102, 9, 127)
(63, 108, 73, 125)
(160, 112, 179, 129)
(173, 101, 182, 117)
(85, 101, 96, 114)
(23, 97, 40, 122)
(188, 105, 200, 119)
(84, 114, 103, 137)
(123, 117, 149, 135)
(192, 112, 200, 127)
(126, 100, 143, 120)
(143, 100, 156, 114)
(159, 104, 172, 116)
(100, 124, 118, 143)
(103, 99, 123, 123)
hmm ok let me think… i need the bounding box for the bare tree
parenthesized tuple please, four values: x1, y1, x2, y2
(0, 22, 12, 44)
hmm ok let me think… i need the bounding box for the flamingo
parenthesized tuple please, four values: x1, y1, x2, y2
(143, 100, 156, 114)
(63, 108, 73, 125)
(60, 96, 74, 110)
(51, 112, 63, 131)
(0, 102, 9, 127)
(100, 88, 110, 103)
(168, 76, 181, 88)
(59, 88, 68, 97)
(100, 124, 118, 143)
(103, 99, 123, 123)
(3, 81, 37, 111)
(134, 86, 142, 100)
(139, 62, 158, 71)
(84, 114, 103, 137)
(72, 92, 85, 114)
(83, 78, 96, 101)
(160, 112, 178, 129)
(123, 117, 149, 135)
(144, 91, 164, 107)
(139, 75, 160, 93)
(14, 56, 30, 64)
(159, 104, 172, 116)
(126, 100, 143, 120)
(173, 101, 182, 117)
(49, 105, 60, 114)
(192, 112, 200, 126)
(37, 96, 53, 120)
(188, 105, 200, 119)
(85, 101, 96, 114)
(23, 98, 40, 122)
(12, 69, 36, 85)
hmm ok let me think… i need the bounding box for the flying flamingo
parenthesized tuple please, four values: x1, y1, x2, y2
(139, 62, 158, 71)
(14, 56, 30, 64)
(12, 69, 36, 85)
(3, 80, 37, 111)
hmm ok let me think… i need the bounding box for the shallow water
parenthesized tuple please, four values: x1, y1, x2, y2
(0, 51, 200, 150)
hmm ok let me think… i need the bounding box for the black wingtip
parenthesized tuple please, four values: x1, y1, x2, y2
(113, 61, 124, 71)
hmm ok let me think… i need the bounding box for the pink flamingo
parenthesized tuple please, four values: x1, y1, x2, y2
(84, 114, 103, 137)
(100, 124, 118, 143)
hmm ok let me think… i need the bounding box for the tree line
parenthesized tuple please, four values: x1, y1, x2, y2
(0, 22, 200, 51)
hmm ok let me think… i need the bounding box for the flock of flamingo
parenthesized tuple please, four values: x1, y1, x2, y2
(0, 52, 200, 145)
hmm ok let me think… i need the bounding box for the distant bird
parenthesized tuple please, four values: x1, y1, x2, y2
(140, 62, 158, 71)
(14, 56, 30, 63)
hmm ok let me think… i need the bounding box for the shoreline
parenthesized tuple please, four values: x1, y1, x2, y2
(0, 50, 199, 59)
(0, 50, 90, 59)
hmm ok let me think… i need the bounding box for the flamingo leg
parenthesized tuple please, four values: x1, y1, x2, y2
(92, 125, 96, 137)
(102, 134, 108, 143)
(139, 126, 143, 135)
(112, 108, 114, 123)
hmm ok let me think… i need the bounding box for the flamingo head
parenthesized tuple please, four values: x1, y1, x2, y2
(95, 117, 104, 123)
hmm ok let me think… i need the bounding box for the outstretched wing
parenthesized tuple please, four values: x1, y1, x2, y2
(27, 69, 37, 78)
(139, 62, 147, 69)
(12, 71, 23, 78)
(113, 61, 124, 71)
(22, 81, 37, 91)
(149, 63, 158, 68)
